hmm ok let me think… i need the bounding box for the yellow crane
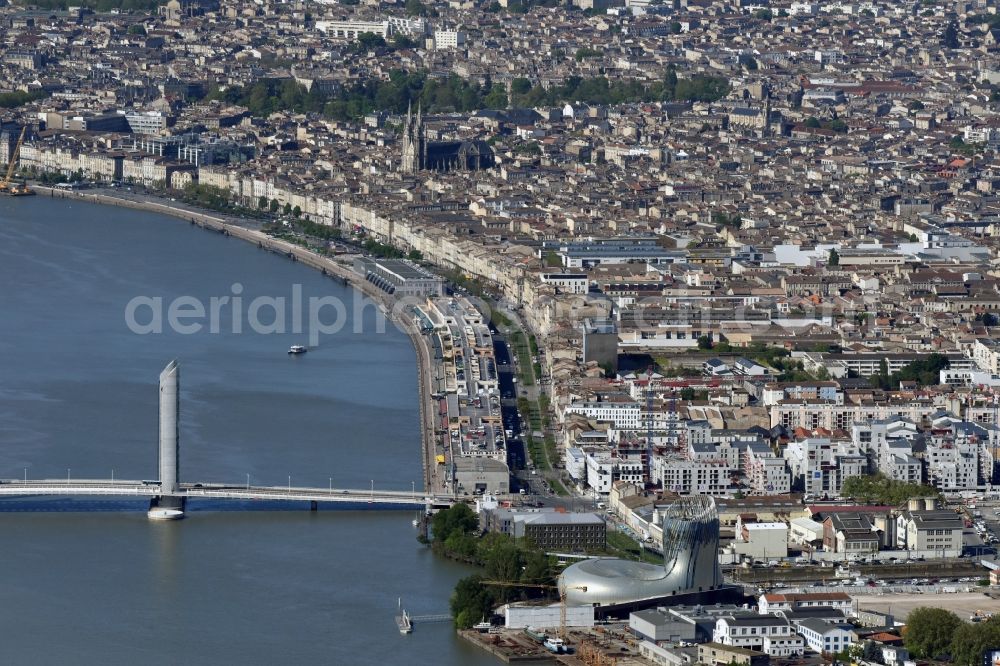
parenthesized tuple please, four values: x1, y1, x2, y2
(1, 126, 32, 196)
(480, 579, 587, 642)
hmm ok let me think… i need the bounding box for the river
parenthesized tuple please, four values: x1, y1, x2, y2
(0, 196, 495, 665)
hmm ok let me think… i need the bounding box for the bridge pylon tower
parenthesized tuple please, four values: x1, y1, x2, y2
(150, 360, 185, 520)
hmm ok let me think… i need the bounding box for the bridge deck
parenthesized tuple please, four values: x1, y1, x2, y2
(0, 480, 456, 507)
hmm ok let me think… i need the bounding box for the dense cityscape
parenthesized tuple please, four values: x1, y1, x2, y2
(8, 0, 1000, 662)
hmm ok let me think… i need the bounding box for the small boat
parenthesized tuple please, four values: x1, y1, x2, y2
(543, 637, 566, 654)
(472, 619, 492, 633)
(288, 345, 307, 355)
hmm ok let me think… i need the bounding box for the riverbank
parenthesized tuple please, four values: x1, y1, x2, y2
(35, 185, 442, 495)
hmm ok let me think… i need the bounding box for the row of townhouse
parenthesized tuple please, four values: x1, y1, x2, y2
(198, 166, 341, 225)
(339, 200, 532, 307)
(16, 143, 343, 227)
(19, 141, 198, 186)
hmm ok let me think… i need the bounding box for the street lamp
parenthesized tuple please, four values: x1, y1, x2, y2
(67, 468, 71, 483)
(370, 479, 374, 503)
(288, 475, 291, 491)
(246, 473, 250, 491)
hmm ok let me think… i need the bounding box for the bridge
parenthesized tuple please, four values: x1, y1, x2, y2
(0, 480, 454, 506)
(2, 361, 456, 519)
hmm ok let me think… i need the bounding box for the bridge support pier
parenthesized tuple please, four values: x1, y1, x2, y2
(310, 501, 318, 512)
(148, 495, 185, 521)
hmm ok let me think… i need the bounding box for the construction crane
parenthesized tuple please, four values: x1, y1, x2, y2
(0, 126, 32, 196)
(480, 579, 587, 641)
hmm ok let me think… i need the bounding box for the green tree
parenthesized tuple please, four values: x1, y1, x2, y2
(664, 66, 678, 97)
(450, 575, 497, 629)
(805, 117, 821, 128)
(292, 205, 301, 218)
(258, 196, 268, 210)
(269, 199, 279, 213)
(391, 34, 417, 49)
(355, 32, 387, 52)
(283, 202, 292, 215)
(904, 607, 962, 658)
(482, 84, 508, 109)
(673, 75, 730, 102)
(521, 549, 551, 583)
(431, 503, 479, 543)
(484, 540, 523, 584)
(0, 89, 48, 108)
(511, 78, 532, 96)
(952, 618, 1000, 666)
(127, 23, 146, 35)
(944, 20, 959, 49)
(892, 353, 950, 387)
(841, 473, 940, 506)
(405, 0, 428, 15)
(712, 211, 741, 227)
(697, 335, 713, 350)
(828, 248, 840, 266)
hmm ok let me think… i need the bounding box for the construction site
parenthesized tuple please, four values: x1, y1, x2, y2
(460, 625, 648, 665)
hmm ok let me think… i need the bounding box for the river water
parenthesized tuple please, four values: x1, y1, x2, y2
(0, 196, 494, 665)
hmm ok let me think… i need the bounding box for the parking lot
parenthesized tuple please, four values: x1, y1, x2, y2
(849, 592, 1000, 622)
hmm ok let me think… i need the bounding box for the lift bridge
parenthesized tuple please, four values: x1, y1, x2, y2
(0, 361, 456, 520)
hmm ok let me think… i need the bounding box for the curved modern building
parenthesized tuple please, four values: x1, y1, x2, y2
(559, 496, 723, 608)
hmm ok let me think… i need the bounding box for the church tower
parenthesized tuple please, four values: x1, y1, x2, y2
(401, 101, 425, 174)
(759, 83, 772, 138)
